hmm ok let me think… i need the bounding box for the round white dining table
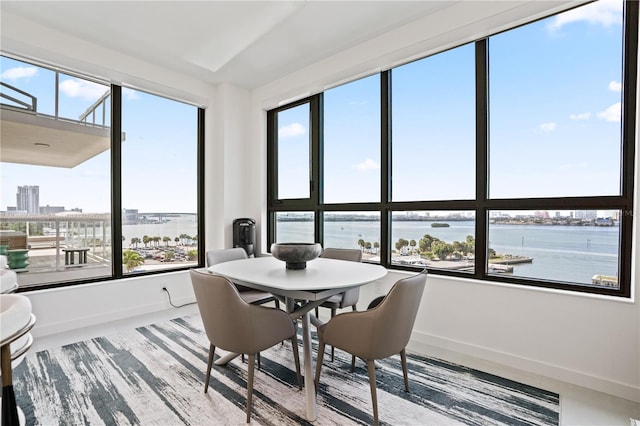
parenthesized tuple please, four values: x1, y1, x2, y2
(205, 255, 387, 421)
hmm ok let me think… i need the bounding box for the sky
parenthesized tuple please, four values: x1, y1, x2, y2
(0, 0, 624, 216)
(0, 60, 198, 213)
(276, 0, 624, 206)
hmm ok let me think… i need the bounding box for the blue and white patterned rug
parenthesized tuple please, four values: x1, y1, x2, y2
(12, 315, 559, 425)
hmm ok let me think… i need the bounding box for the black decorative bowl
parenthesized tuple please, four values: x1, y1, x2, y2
(271, 242, 322, 270)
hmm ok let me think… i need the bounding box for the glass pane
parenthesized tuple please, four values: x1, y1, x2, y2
(391, 211, 476, 270)
(275, 212, 314, 243)
(58, 72, 110, 125)
(277, 104, 310, 199)
(489, 0, 623, 198)
(121, 90, 198, 273)
(323, 212, 380, 263)
(488, 210, 620, 288)
(392, 44, 476, 201)
(324, 75, 380, 203)
(0, 56, 112, 287)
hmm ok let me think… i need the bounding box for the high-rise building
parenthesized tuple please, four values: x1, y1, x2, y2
(16, 185, 39, 214)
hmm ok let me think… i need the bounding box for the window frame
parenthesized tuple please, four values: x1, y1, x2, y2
(0, 55, 205, 292)
(267, 0, 637, 298)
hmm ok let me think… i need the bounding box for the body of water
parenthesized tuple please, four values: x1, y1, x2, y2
(122, 214, 198, 245)
(277, 220, 619, 285)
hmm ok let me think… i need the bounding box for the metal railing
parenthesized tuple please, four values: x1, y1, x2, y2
(1, 72, 110, 128)
(79, 90, 110, 126)
(0, 82, 37, 111)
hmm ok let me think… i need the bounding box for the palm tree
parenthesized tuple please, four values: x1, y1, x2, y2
(373, 241, 380, 254)
(123, 249, 145, 272)
(187, 249, 198, 261)
(175, 237, 180, 246)
(357, 238, 365, 251)
(131, 237, 140, 248)
(163, 236, 171, 247)
(142, 235, 150, 248)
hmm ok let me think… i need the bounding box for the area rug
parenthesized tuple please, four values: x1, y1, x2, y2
(12, 315, 559, 425)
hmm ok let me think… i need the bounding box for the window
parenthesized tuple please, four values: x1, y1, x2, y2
(488, 2, 623, 198)
(392, 44, 476, 201)
(391, 211, 476, 271)
(267, 0, 636, 297)
(324, 75, 380, 203)
(0, 55, 204, 290)
(274, 212, 314, 243)
(121, 89, 199, 274)
(275, 103, 311, 200)
(323, 212, 380, 261)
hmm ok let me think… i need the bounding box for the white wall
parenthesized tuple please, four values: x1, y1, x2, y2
(3, 0, 638, 404)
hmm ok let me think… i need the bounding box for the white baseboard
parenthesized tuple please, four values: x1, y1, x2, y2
(31, 296, 196, 339)
(408, 330, 640, 404)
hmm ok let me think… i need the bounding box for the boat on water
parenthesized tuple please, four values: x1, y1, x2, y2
(431, 223, 450, 228)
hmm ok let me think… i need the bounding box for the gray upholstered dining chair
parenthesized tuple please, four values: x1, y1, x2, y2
(314, 248, 362, 361)
(314, 270, 427, 426)
(206, 248, 279, 309)
(190, 269, 302, 423)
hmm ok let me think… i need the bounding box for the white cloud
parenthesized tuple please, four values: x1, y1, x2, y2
(558, 162, 588, 171)
(59, 78, 109, 101)
(549, 0, 622, 30)
(123, 88, 140, 100)
(569, 112, 591, 121)
(608, 80, 622, 92)
(354, 158, 379, 172)
(539, 122, 557, 132)
(1, 66, 37, 80)
(278, 122, 306, 138)
(597, 102, 621, 123)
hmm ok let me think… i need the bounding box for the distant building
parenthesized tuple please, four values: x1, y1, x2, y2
(574, 210, 597, 220)
(40, 205, 65, 214)
(123, 208, 139, 223)
(16, 185, 39, 214)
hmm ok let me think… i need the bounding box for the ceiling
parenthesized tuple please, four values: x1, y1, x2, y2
(0, 1, 455, 89)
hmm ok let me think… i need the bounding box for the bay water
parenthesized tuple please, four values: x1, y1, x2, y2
(278, 220, 619, 285)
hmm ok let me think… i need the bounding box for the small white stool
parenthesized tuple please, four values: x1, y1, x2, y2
(1, 294, 36, 425)
(0, 270, 19, 295)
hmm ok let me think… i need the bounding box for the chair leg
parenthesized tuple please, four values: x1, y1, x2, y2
(351, 355, 356, 372)
(290, 335, 303, 390)
(204, 344, 215, 393)
(275, 299, 280, 309)
(400, 349, 409, 392)
(330, 308, 337, 362)
(246, 354, 256, 423)
(367, 360, 379, 426)
(315, 307, 319, 318)
(1, 344, 19, 426)
(241, 354, 245, 363)
(314, 339, 326, 391)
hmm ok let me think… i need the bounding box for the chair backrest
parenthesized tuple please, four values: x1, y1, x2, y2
(320, 248, 362, 262)
(206, 248, 253, 292)
(320, 248, 362, 307)
(368, 271, 427, 359)
(206, 247, 248, 267)
(189, 270, 294, 354)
